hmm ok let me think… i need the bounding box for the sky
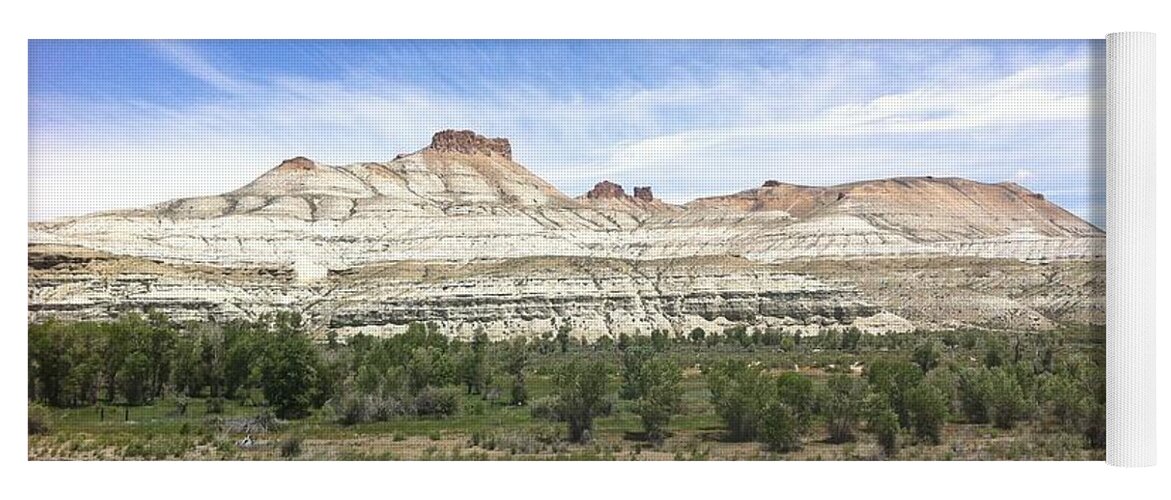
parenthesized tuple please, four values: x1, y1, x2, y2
(29, 40, 1105, 227)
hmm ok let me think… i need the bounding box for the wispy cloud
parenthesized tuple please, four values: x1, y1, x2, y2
(151, 41, 257, 96)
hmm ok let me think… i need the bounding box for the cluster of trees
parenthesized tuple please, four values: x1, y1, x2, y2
(680, 325, 864, 351)
(620, 348, 683, 441)
(29, 313, 1105, 452)
(29, 312, 325, 418)
(331, 323, 498, 424)
(529, 348, 685, 444)
(701, 339, 1105, 456)
(704, 361, 816, 452)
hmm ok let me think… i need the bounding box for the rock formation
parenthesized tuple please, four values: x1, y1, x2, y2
(27, 130, 1105, 338)
(584, 180, 627, 199)
(427, 129, 512, 159)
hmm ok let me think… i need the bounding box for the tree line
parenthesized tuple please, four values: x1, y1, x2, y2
(29, 314, 1105, 452)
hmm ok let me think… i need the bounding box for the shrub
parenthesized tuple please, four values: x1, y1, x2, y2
(776, 372, 815, 430)
(553, 360, 612, 443)
(630, 357, 683, 442)
(983, 338, 1008, 368)
(957, 368, 993, 424)
(760, 403, 803, 452)
(706, 361, 772, 441)
(1083, 401, 1106, 449)
(335, 394, 370, 425)
(279, 436, 303, 458)
(171, 395, 191, 417)
(413, 387, 461, 417)
(499, 336, 530, 405)
(688, 327, 706, 345)
(912, 341, 941, 373)
(872, 408, 900, 458)
(822, 375, 865, 444)
(866, 359, 924, 428)
(1044, 374, 1086, 428)
(619, 348, 654, 400)
(28, 403, 51, 435)
(405, 346, 456, 395)
(529, 395, 562, 421)
(206, 397, 226, 415)
(987, 368, 1028, 429)
(511, 379, 528, 406)
(906, 385, 948, 444)
(335, 393, 412, 425)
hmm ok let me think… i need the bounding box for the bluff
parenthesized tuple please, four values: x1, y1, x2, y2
(28, 130, 1105, 337)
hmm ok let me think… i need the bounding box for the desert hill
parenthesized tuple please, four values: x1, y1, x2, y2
(28, 130, 1104, 337)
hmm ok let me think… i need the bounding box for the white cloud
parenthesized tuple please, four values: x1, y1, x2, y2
(152, 41, 257, 96)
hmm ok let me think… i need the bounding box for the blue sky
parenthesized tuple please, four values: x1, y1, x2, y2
(29, 40, 1105, 226)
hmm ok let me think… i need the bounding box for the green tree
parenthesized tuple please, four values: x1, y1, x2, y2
(987, 367, 1028, 429)
(957, 367, 993, 424)
(257, 331, 319, 419)
(866, 359, 924, 427)
(757, 372, 816, 452)
(705, 332, 721, 348)
(650, 329, 670, 352)
(760, 402, 803, 452)
(724, 325, 750, 348)
(172, 336, 203, 397)
(840, 327, 863, 351)
(619, 347, 654, 400)
(984, 338, 1008, 368)
(776, 372, 815, 429)
(822, 374, 866, 443)
(912, 341, 941, 373)
(553, 360, 613, 443)
(406, 346, 454, 394)
(906, 385, 948, 444)
(222, 322, 261, 399)
(705, 361, 772, 441)
(555, 324, 572, 354)
(871, 408, 900, 458)
(688, 327, 706, 345)
(630, 357, 683, 442)
(143, 312, 178, 400)
(504, 337, 530, 405)
(617, 332, 632, 351)
(1044, 373, 1085, 428)
(457, 333, 489, 395)
(29, 322, 73, 406)
(118, 352, 153, 406)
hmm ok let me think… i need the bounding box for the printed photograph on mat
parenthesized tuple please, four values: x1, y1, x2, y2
(28, 40, 1105, 460)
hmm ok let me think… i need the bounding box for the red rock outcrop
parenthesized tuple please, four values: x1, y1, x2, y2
(428, 130, 512, 159)
(633, 186, 654, 202)
(585, 180, 627, 199)
(277, 156, 317, 171)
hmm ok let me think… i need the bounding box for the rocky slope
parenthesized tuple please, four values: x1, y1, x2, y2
(28, 245, 1103, 339)
(28, 130, 1105, 337)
